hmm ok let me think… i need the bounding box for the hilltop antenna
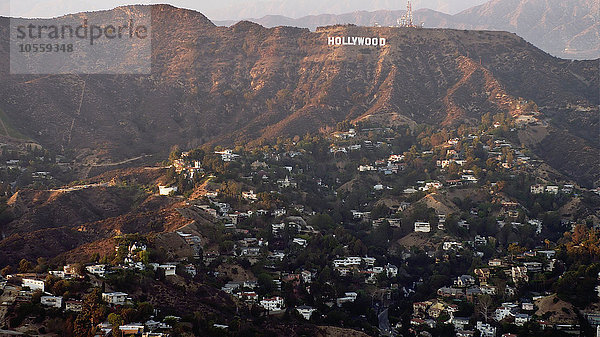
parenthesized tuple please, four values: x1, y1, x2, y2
(398, 0, 418, 28)
(406, 0, 414, 27)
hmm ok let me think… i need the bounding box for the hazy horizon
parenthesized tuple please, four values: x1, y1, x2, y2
(1, 0, 488, 20)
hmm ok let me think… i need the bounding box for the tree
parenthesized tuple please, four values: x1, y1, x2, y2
(1, 265, 13, 277)
(476, 294, 494, 322)
(107, 313, 124, 336)
(18, 258, 33, 273)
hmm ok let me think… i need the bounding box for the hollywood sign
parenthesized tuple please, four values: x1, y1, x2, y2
(328, 36, 387, 46)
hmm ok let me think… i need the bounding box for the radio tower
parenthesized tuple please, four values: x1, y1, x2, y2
(398, 0, 417, 28)
(406, 0, 414, 27)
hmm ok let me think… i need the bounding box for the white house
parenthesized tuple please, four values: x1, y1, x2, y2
(336, 292, 358, 307)
(536, 250, 556, 259)
(530, 185, 545, 194)
(277, 177, 297, 188)
(102, 292, 128, 305)
(476, 321, 496, 337)
(214, 150, 239, 162)
(119, 324, 145, 335)
(292, 238, 307, 247)
(414, 222, 431, 233)
(301, 270, 313, 283)
(65, 300, 83, 312)
(545, 185, 559, 194)
(242, 190, 258, 200)
(86, 264, 107, 277)
(22, 278, 45, 292)
(161, 264, 177, 276)
(296, 305, 316, 320)
(514, 313, 530, 326)
(386, 264, 398, 278)
(158, 185, 178, 196)
(333, 257, 362, 268)
(260, 296, 284, 311)
(41, 295, 63, 308)
(443, 241, 463, 251)
(511, 266, 529, 283)
(494, 304, 517, 321)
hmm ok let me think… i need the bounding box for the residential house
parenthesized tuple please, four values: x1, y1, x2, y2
(22, 278, 45, 292)
(455, 275, 476, 287)
(65, 300, 83, 312)
(386, 264, 398, 278)
(489, 259, 502, 267)
(530, 185, 545, 194)
(277, 177, 297, 188)
(301, 270, 313, 283)
(443, 241, 463, 251)
(475, 268, 491, 284)
(119, 324, 145, 335)
(494, 304, 518, 321)
(102, 292, 128, 305)
(158, 185, 178, 196)
(476, 321, 496, 337)
(242, 190, 258, 200)
(514, 313, 530, 326)
(292, 238, 307, 247)
(438, 287, 464, 298)
(336, 292, 358, 307)
(260, 296, 284, 311)
(41, 295, 62, 308)
(523, 262, 543, 273)
(414, 222, 431, 233)
(296, 305, 316, 320)
(452, 317, 471, 330)
(511, 266, 529, 283)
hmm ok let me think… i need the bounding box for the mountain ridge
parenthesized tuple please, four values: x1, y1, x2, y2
(213, 0, 600, 60)
(0, 5, 597, 187)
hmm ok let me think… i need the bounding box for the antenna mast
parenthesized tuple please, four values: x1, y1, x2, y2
(398, 0, 418, 28)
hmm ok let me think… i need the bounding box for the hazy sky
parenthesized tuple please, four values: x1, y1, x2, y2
(1, 0, 489, 20)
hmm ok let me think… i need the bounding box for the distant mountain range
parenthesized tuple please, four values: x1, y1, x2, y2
(214, 0, 600, 60)
(201, 0, 488, 20)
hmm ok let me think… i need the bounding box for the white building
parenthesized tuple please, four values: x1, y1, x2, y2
(65, 300, 83, 312)
(530, 184, 545, 194)
(476, 321, 496, 337)
(443, 241, 463, 251)
(260, 296, 284, 311)
(41, 295, 63, 308)
(414, 222, 431, 233)
(336, 292, 358, 307)
(292, 238, 307, 247)
(214, 150, 239, 162)
(301, 270, 313, 283)
(102, 292, 128, 305)
(158, 185, 178, 196)
(86, 264, 107, 277)
(119, 324, 145, 335)
(296, 305, 316, 320)
(22, 278, 45, 292)
(386, 264, 398, 278)
(158, 264, 177, 276)
(494, 304, 518, 321)
(242, 190, 258, 200)
(514, 313, 530, 326)
(333, 257, 362, 268)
